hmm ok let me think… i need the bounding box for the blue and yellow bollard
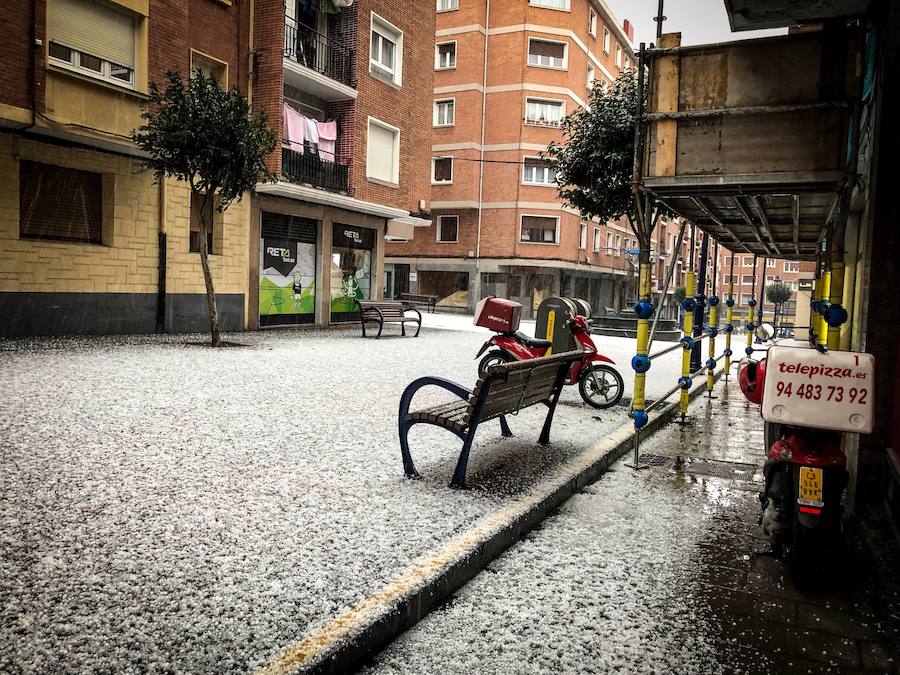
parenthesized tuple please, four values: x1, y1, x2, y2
(631, 262, 654, 432)
(724, 280, 734, 378)
(706, 295, 719, 392)
(679, 270, 696, 416)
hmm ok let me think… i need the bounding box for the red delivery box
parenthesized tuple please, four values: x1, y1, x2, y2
(474, 296, 522, 333)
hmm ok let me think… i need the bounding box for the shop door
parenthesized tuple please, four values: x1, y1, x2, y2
(259, 212, 318, 326)
(330, 223, 375, 323)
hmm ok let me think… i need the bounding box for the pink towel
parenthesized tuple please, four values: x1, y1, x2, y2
(282, 103, 306, 152)
(316, 120, 337, 161)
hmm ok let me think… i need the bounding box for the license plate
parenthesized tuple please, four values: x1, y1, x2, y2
(798, 466, 824, 507)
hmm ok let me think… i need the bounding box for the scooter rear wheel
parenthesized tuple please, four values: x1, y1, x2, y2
(578, 364, 624, 409)
(478, 350, 514, 376)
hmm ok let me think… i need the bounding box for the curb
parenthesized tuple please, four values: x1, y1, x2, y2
(266, 374, 722, 675)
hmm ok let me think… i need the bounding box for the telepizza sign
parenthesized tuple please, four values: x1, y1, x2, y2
(761, 346, 875, 434)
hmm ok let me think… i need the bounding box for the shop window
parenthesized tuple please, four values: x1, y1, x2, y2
(19, 161, 102, 244)
(331, 224, 375, 322)
(259, 212, 318, 327)
(47, 0, 137, 89)
(189, 192, 216, 254)
(437, 215, 459, 242)
(520, 215, 558, 244)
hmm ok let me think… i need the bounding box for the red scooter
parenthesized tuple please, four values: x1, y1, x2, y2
(738, 330, 849, 565)
(473, 297, 624, 409)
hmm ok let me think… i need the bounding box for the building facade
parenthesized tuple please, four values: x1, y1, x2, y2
(383, 0, 652, 318)
(0, 0, 434, 337)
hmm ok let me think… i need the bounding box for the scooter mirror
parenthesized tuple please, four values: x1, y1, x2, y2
(754, 322, 776, 342)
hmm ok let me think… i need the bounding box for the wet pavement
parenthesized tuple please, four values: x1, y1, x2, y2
(368, 377, 898, 674)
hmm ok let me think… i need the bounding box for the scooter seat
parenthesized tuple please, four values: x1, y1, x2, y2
(514, 331, 552, 349)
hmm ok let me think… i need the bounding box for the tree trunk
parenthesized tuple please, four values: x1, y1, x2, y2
(198, 189, 221, 347)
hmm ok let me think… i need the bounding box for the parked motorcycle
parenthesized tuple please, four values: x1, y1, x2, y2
(473, 296, 624, 409)
(738, 324, 849, 565)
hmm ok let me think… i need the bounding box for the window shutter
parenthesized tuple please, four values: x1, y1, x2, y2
(19, 161, 102, 244)
(367, 122, 396, 182)
(49, 0, 136, 68)
(529, 40, 564, 59)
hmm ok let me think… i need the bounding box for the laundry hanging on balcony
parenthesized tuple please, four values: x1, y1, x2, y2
(282, 103, 338, 161)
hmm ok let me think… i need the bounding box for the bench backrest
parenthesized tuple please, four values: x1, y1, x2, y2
(464, 351, 582, 425)
(400, 293, 437, 302)
(358, 300, 410, 318)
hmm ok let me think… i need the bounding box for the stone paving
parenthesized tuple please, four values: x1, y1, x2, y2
(369, 378, 898, 674)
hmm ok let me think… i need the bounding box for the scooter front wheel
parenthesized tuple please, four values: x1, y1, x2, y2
(478, 350, 514, 376)
(578, 364, 624, 409)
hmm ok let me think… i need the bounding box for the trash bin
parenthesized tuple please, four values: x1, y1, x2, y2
(535, 297, 580, 354)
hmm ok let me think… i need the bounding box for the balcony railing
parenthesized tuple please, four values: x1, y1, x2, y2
(284, 17, 355, 89)
(282, 147, 350, 194)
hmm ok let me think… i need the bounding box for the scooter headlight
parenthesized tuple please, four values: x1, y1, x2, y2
(778, 446, 792, 461)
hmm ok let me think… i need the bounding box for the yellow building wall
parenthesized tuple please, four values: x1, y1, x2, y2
(0, 133, 250, 326)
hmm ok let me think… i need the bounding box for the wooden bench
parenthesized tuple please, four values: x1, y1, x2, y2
(399, 292, 439, 313)
(398, 351, 583, 488)
(358, 300, 422, 338)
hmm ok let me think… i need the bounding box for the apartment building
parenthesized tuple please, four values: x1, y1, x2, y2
(0, 0, 434, 337)
(250, 0, 433, 328)
(383, 0, 644, 318)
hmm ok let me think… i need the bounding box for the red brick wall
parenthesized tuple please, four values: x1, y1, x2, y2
(351, 0, 435, 214)
(252, 0, 287, 175)
(0, 1, 36, 112)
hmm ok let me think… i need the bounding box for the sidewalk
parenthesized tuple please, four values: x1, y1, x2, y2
(0, 324, 682, 673)
(369, 379, 898, 675)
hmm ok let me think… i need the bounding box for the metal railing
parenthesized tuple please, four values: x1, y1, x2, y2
(283, 17, 355, 88)
(282, 147, 350, 193)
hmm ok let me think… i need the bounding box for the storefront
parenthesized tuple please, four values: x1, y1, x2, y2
(330, 223, 375, 323)
(259, 211, 318, 327)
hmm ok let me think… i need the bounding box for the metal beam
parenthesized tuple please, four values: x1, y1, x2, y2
(792, 194, 801, 255)
(733, 196, 774, 257)
(691, 196, 752, 253)
(644, 100, 848, 121)
(749, 196, 781, 256)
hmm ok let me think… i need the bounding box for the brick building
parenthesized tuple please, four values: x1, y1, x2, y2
(0, 0, 434, 336)
(383, 0, 666, 318)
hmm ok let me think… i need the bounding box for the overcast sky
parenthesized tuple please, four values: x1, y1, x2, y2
(604, 0, 787, 47)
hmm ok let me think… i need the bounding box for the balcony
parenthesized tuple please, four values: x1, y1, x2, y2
(283, 17, 357, 102)
(282, 147, 350, 194)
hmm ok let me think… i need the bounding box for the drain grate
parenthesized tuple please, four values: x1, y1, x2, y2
(638, 453, 672, 466)
(682, 458, 757, 479)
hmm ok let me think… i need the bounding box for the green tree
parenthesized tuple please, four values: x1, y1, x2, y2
(545, 70, 667, 261)
(133, 69, 277, 346)
(766, 280, 793, 330)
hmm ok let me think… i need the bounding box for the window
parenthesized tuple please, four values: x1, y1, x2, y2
(190, 192, 215, 254)
(191, 51, 227, 86)
(766, 276, 777, 283)
(589, 8, 597, 36)
(742, 275, 755, 284)
(602, 27, 610, 53)
(606, 232, 613, 252)
(529, 0, 570, 9)
(743, 256, 754, 266)
(525, 98, 564, 126)
(437, 0, 458, 10)
(767, 259, 776, 268)
(522, 157, 556, 185)
(19, 161, 102, 244)
(614, 234, 621, 255)
(434, 99, 455, 126)
(435, 41, 456, 69)
(47, 0, 137, 89)
(366, 117, 400, 184)
(593, 228, 602, 252)
(587, 64, 595, 90)
(784, 261, 800, 273)
(520, 215, 559, 243)
(528, 39, 567, 68)
(615, 43, 622, 67)
(370, 13, 403, 85)
(579, 223, 587, 250)
(623, 56, 631, 70)
(437, 215, 459, 243)
(432, 156, 453, 184)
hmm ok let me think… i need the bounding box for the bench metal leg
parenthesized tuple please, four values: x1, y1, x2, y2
(499, 415, 513, 437)
(401, 322, 406, 336)
(376, 319, 383, 339)
(450, 428, 478, 489)
(539, 389, 563, 445)
(399, 420, 421, 479)
(413, 320, 421, 337)
(361, 320, 367, 338)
